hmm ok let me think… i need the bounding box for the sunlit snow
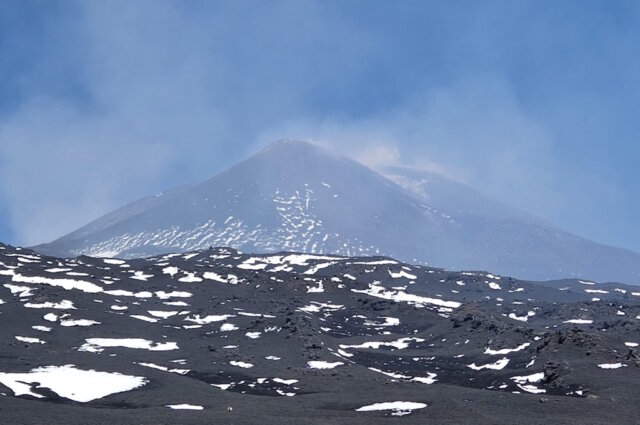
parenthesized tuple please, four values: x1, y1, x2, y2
(0, 365, 147, 402)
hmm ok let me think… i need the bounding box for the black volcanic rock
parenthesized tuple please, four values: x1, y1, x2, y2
(31, 140, 640, 284)
(1, 243, 640, 423)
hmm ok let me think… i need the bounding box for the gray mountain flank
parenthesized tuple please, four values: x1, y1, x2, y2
(33, 140, 640, 284)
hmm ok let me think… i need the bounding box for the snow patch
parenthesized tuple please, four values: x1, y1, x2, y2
(597, 363, 624, 369)
(563, 319, 593, 324)
(0, 365, 146, 402)
(307, 361, 344, 369)
(79, 338, 178, 353)
(15, 336, 45, 344)
(355, 401, 427, 416)
(467, 357, 510, 371)
(165, 404, 203, 410)
(229, 360, 253, 368)
(484, 343, 530, 355)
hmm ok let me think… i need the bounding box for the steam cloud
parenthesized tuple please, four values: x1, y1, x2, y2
(0, 1, 638, 251)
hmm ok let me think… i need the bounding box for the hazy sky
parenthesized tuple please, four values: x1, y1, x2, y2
(1, 0, 639, 252)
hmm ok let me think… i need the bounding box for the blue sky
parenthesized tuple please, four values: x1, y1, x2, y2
(1, 0, 639, 252)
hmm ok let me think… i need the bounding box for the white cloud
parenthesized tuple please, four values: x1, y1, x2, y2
(354, 144, 401, 169)
(256, 78, 559, 219)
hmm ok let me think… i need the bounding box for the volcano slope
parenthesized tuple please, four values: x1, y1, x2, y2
(33, 140, 640, 285)
(1, 243, 639, 424)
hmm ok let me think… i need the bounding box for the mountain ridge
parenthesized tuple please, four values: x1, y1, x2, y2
(33, 139, 640, 285)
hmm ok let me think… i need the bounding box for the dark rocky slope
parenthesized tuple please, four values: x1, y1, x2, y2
(1, 243, 640, 423)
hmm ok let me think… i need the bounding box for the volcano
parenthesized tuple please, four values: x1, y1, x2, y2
(33, 140, 640, 284)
